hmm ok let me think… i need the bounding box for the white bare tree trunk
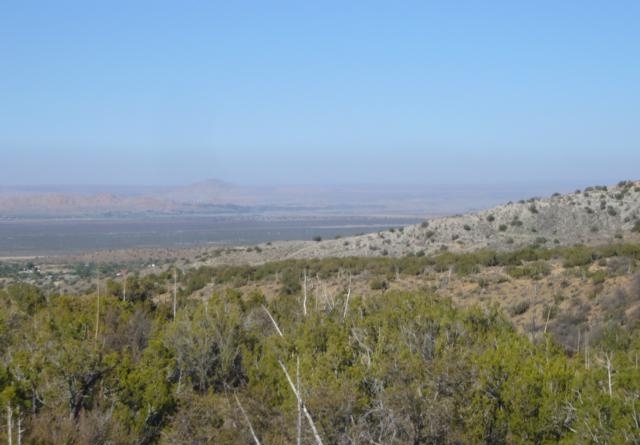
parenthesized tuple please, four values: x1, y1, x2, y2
(16, 410, 22, 445)
(342, 273, 352, 322)
(585, 330, 590, 369)
(7, 403, 13, 445)
(604, 353, 614, 397)
(297, 357, 302, 445)
(173, 268, 178, 321)
(543, 305, 552, 334)
(95, 271, 100, 348)
(263, 304, 323, 445)
(235, 393, 262, 445)
(122, 272, 127, 302)
(262, 305, 284, 338)
(302, 270, 308, 317)
(279, 360, 324, 445)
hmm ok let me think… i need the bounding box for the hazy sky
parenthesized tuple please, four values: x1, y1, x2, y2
(1, 1, 638, 186)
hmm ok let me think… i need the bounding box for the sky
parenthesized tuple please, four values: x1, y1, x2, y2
(1, 1, 638, 187)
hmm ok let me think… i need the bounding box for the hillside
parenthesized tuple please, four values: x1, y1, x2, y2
(142, 180, 638, 267)
(33, 180, 640, 351)
(35, 180, 640, 268)
(2, 180, 640, 444)
(6, 180, 640, 346)
(291, 180, 640, 257)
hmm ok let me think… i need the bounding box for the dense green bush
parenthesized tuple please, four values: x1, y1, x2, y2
(3, 241, 640, 444)
(505, 260, 550, 280)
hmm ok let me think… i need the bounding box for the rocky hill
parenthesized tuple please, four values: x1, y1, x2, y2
(291, 180, 640, 254)
(181, 180, 640, 267)
(7, 180, 640, 356)
(33, 179, 640, 267)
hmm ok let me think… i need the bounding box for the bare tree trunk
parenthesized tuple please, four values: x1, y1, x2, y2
(324, 283, 334, 310)
(7, 403, 13, 445)
(95, 270, 100, 348)
(543, 304, 552, 334)
(262, 305, 284, 338)
(122, 272, 127, 302)
(585, 330, 590, 369)
(173, 268, 178, 321)
(342, 273, 352, 322)
(279, 360, 324, 445)
(235, 393, 262, 445)
(263, 305, 321, 444)
(302, 270, 308, 317)
(605, 353, 614, 397)
(315, 275, 320, 312)
(16, 411, 21, 445)
(297, 357, 302, 445)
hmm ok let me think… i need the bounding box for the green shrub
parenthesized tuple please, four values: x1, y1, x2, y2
(506, 260, 550, 280)
(369, 278, 388, 290)
(509, 301, 530, 316)
(590, 270, 607, 285)
(562, 246, 597, 267)
(279, 269, 301, 295)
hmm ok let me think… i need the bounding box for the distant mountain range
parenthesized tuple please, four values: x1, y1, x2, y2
(0, 178, 596, 218)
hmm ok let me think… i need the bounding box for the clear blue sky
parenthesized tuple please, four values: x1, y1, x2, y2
(1, 1, 638, 186)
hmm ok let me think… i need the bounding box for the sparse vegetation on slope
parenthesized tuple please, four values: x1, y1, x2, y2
(2, 180, 640, 444)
